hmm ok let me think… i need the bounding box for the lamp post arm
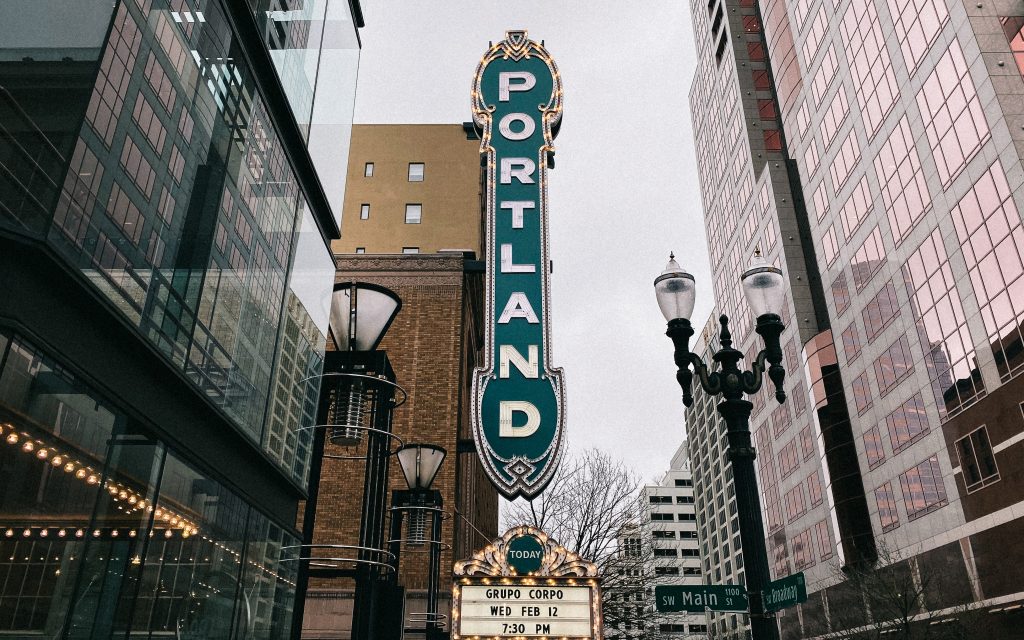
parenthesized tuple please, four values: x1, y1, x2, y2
(667, 318, 722, 407)
(751, 313, 787, 403)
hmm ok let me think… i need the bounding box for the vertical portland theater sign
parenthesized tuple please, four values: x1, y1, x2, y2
(471, 31, 566, 499)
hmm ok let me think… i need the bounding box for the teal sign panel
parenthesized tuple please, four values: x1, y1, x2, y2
(655, 585, 749, 613)
(763, 572, 807, 613)
(506, 533, 545, 574)
(471, 30, 566, 499)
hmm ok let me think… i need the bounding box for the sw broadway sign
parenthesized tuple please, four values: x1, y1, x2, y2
(471, 30, 566, 499)
(453, 526, 602, 640)
(763, 572, 807, 613)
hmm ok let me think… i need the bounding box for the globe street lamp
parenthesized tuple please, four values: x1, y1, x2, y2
(390, 443, 447, 639)
(655, 251, 786, 640)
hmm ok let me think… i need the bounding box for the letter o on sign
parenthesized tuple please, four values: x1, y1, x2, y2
(499, 113, 536, 141)
(506, 533, 545, 574)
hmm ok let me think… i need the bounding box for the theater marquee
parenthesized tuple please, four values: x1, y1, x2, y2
(471, 30, 566, 499)
(452, 527, 602, 640)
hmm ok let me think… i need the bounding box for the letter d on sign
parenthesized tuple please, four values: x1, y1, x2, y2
(499, 401, 541, 438)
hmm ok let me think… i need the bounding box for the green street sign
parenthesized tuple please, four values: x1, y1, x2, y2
(470, 30, 566, 500)
(763, 572, 807, 613)
(655, 585, 749, 613)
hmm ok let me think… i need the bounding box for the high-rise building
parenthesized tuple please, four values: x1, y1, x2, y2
(333, 124, 483, 257)
(687, 0, 1024, 636)
(0, 0, 360, 636)
(300, 124, 498, 638)
(643, 443, 708, 638)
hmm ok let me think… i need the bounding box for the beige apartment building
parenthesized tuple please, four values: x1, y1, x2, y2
(333, 124, 483, 257)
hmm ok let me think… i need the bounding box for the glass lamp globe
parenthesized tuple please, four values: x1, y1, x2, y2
(329, 282, 402, 351)
(654, 253, 696, 322)
(396, 444, 447, 491)
(741, 251, 785, 318)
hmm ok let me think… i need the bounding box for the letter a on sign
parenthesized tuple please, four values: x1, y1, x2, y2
(470, 31, 566, 499)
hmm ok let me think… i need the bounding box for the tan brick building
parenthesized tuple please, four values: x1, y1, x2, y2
(302, 125, 499, 639)
(333, 124, 483, 257)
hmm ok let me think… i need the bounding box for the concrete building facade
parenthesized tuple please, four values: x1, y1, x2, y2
(687, 0, 1024, 636)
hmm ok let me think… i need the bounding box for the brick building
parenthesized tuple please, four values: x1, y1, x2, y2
(301, 125, 498, 638)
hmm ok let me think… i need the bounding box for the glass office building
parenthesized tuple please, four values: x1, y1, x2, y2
(0, 0, 360, 636)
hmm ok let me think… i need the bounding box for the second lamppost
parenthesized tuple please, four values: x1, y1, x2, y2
(655, 251, 787, 640)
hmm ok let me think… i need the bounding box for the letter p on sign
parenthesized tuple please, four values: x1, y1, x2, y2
(499, 71, 536, 101)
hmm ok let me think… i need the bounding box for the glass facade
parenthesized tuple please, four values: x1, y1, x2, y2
(0, 0, 355, 635)
(0, 0, 340, 485)
(0, 331, 299, 637)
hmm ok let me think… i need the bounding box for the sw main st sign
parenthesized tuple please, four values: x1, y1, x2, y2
(471, 31, 566, 499)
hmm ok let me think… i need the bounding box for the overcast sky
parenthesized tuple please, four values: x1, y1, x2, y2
(353, 1, 713, 480)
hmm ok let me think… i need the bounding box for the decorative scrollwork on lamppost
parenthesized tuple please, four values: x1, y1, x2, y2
(655, 250, 787, 640)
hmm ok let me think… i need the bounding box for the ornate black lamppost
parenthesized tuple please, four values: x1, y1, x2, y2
(389, 443, 447, 639)
(655, 251, 786, 640)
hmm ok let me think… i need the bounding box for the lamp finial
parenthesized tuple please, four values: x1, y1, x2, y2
(669, 251, 675, 261)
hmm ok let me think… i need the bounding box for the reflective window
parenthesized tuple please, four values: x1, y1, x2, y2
(764, 129, 782, 151)
(772, 401, 792, 438)
(885, 393, 930, 453)
(822, 224, 839, 266)
(852, 371, 873, 414)
(839, 175, 873, 240)
(811, 45, 840, 106)
(841, 0, 898, 135)
(812, 182, 828, 220)
(408, 162, 424, 182)
(820, 87, 850, 149)
(899, 455, 948, 520)
(804, 139, 820, 177)
(364, 162, 374, 177)
(0, 331, 299, 637)
(903, 228, 982, 418)
(851, 226, 886, 291)
(916, 41, 990, 187)
(756, 428, 784, 532)
(791, 528, 815, 569)
(800, 425, 815, 459)
(832, 271, 851, 315)
(956, 425, 999, 492)
(807, 470, 824, 506)
(874, 336, 915, 396)
(864, 425, 885, 468)
(3, 0, 332, 480)
(402, 247, 419, 254)
(875, 482, 900, 531)
(784, 485, 807, 522)
(829, 129, 860, 191)
(778, 439, 800, 478)
(360, 203, 370, 219)
(815, 519, 834, 559)
(405, 203, 422, 224)
(951, 160, 1024, 380)
(841, 321, 862, 362)
(862, 280, 900, 341)
(801, 9, 827, 65)
(886, 0, 949, 73)
(874, 117, 930, 245)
